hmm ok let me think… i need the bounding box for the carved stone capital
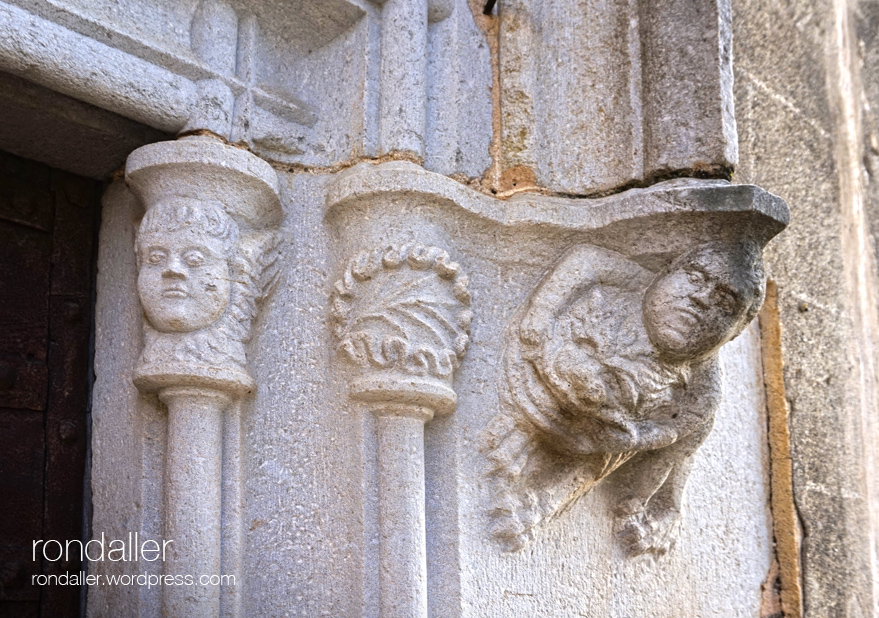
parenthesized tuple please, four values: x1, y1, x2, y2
(126, 135, 282, 398)
(325, 161, 791, 563)
(123, 135, 282, 616)
(329, 239, 471, 618)
(331, 242, 471, 418)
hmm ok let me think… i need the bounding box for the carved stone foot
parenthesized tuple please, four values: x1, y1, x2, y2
(488, 491, 542, 552)
(613, 504, 682, 557)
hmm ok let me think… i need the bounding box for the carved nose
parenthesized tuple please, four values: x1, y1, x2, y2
(690, 288, 711, 309)
(162, 257, 187, 279)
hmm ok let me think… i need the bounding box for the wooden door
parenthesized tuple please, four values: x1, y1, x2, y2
(0, 150, 98, 617)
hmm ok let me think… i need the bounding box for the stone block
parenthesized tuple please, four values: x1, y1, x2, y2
(498, 0, 737, 195)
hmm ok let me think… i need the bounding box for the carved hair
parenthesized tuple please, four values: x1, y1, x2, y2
(135, 198, 279, 373)
(135, 199, 240, 264)
(670, 239, 766, 330)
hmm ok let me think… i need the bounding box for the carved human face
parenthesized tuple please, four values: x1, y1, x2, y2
(643, 250, 752, 361)
(137, 225, 231, 333)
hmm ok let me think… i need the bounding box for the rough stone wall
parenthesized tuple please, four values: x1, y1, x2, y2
(856, 12, 879, 608)
(864, 0, 879, 282)
(493, 0, 736, 196)
(733, 0, 879, 614)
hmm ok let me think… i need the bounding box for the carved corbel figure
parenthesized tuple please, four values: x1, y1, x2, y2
(484, 238, 770, 556)
(126, 136, 281, 616)
(134, 198, 279, 393)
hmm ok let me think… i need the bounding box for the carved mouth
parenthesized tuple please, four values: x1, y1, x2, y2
(673, 305, 700, 324)
(162, 287, 188, 299)
(659, 305, 700, 337)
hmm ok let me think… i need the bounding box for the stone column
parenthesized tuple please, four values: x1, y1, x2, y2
(377, 0, 455, 159)
(371, 405, 432, 618)
(379, 0, 429, 157)
(330, 243, 471, 618)
(125, 135, 282, 617)
(160, 387, 230, 616)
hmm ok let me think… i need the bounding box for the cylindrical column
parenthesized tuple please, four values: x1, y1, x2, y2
(379, 0, 429, 157)
(160, 386, 230, 617)
(328, 243, 471, 618)
(374, 407, 431, 618)
(187, 0, 238, 136)
(126, 137, 282, 617)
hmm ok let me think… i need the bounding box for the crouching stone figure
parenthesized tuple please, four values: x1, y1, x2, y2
(483, 240, 766, 556)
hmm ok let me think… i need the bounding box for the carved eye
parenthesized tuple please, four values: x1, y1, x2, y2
(713, 288, 738, 314)
(686, 269, 704, 284)
(184, 250, 206, 267)
(147, 250, 167, 265)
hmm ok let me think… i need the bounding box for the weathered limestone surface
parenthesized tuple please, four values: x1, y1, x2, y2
(232, 171, 366, 617)
(734, 0, 879, 614)
(321, 162, 786, 616)
(863, 0, 879, 282)
(497, 0, 736, 195)
(461, 324, 772, 617)
(125, 137, 282, 617)
(855, 11, 879, 609)
(90, 158, 789, 616)
(25, 0, 867, 615)
(0, 0, 492, 176)
(90, 181, 159, 617)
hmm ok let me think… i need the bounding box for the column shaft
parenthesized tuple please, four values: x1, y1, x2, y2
(376, 413, 429, 618)
(161, 387, 228, 617)
(379, 0, 429, 157)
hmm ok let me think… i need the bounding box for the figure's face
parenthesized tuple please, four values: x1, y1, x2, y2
(643, 254, 749, 361)
(137, 225, 231, 333)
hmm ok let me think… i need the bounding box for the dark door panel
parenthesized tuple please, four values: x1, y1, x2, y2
(0, 151, 97, 618)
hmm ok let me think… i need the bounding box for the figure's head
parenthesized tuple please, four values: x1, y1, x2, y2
(136, 199, 239, 333)
(642, 240, 765, 361)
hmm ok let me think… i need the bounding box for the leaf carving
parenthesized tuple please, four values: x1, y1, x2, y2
(330, 243, 471, 378)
